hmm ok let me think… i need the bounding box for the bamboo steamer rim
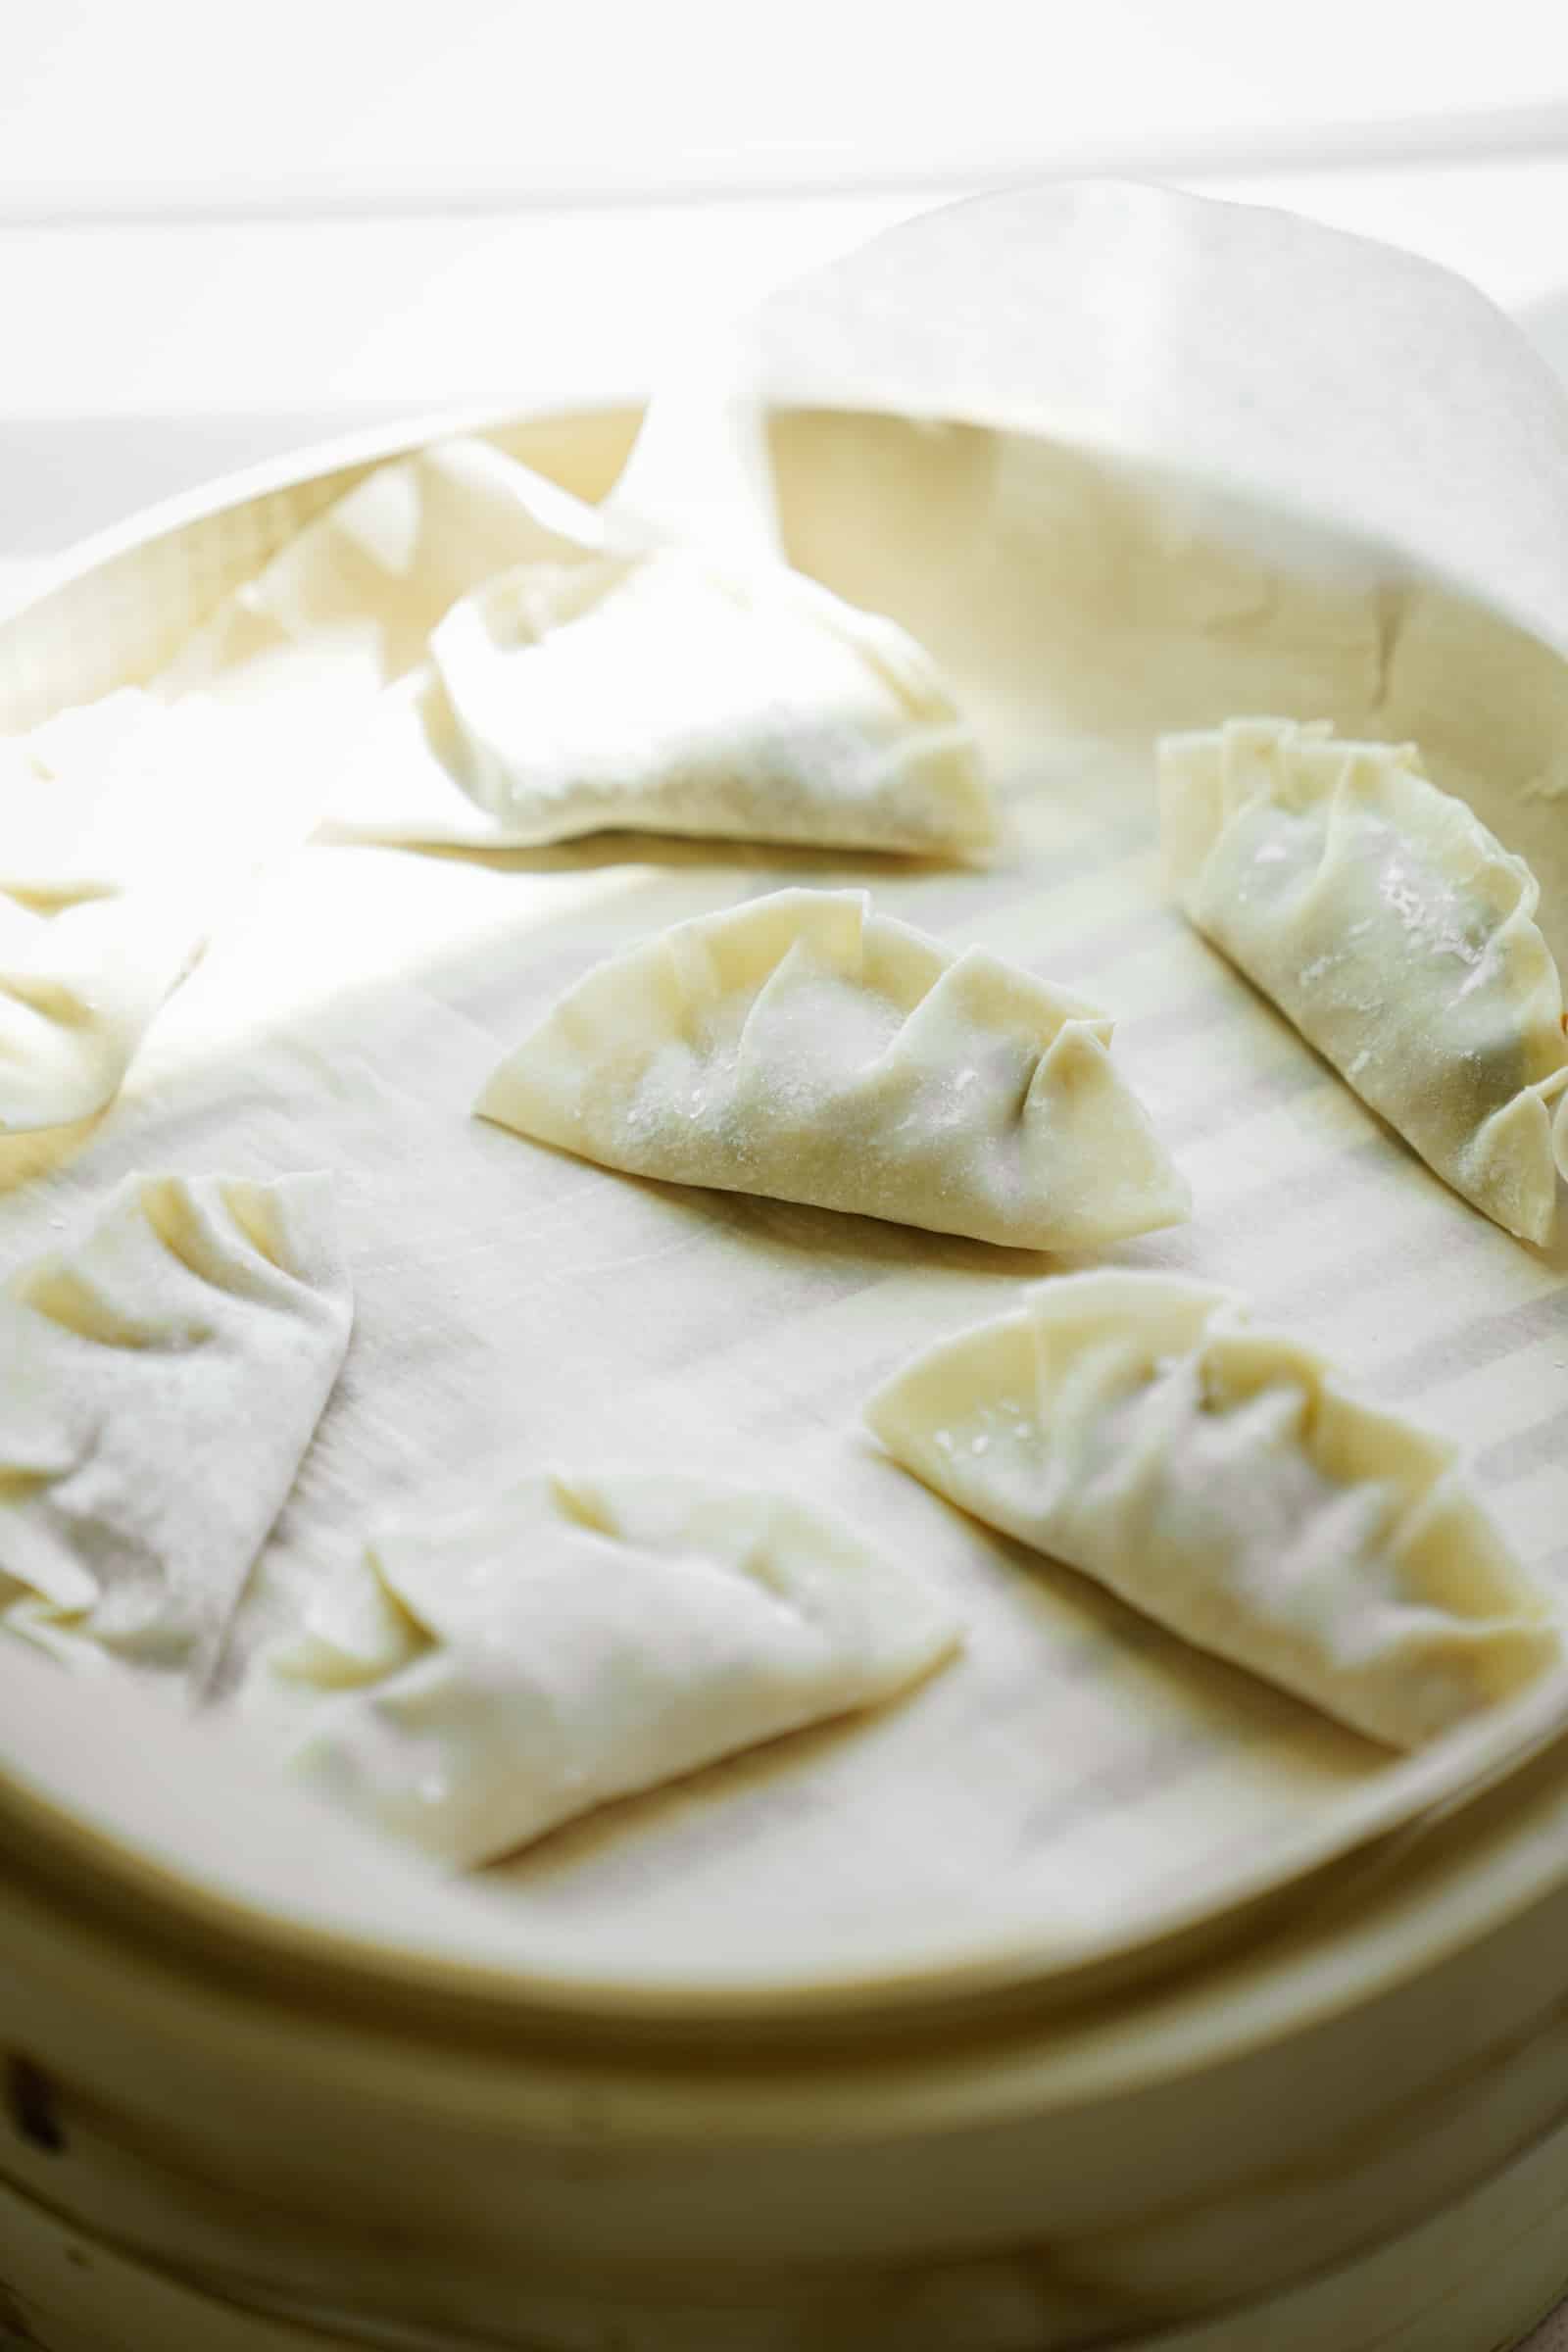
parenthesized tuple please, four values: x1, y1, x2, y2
(4, 393, 1568, 2072)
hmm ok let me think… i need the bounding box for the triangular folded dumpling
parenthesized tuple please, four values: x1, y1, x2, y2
(277, 1468, 962, 1865)
(0, 689, 318, 1133)
(476, 889, 1189, 1250)
(318, 547, 995, 856)
(0, 1172, 353, 1684)
(0, 689, 206, 900)
(1159, 717, 1568, 1243)
(0, 884, 203, 1135)
(867, 1270, 1560, 1747)
(164, 434, 604, 705)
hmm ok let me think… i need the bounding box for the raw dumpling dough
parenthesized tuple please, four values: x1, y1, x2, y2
(277, 1468, 962, 1866)
(867, 1270, 1559, 1748)
(1, 689, 215, 900)
(0, 689, 319, 1132)
(164, 434, 605, 705)
(319, 547, 996, 856)
(0, 438, 606, 1134)
(477, 888, 1189, 1250)
(1159, 717, 1568, 1243)
(0, 880, 202, 1134)
(0, 1172, 352, 1685)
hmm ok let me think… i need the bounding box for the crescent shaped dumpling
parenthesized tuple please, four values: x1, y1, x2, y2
(0, 689, 316, 1133)
(319, 547, 996, 857)
(867, 1270, 1560, 1748)
(476, 888, 1190, 1251)
(0, 882, 205, 1135)
(278, 1468, 963, 1866)
(0, 1172, 353, 1684)
(1158, 717, 1568, 1243)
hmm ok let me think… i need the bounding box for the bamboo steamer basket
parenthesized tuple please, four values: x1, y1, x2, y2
(7, 1602, 1568, 2352)
(6, 189, 1568, 2352)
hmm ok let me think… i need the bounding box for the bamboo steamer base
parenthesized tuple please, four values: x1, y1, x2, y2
(3, 2122, 1567, 2352)
(5, 243, 1568, 2352)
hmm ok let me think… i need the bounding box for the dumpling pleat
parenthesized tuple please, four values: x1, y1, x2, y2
(868, 1270, 1560, 1747)
(477, 888, 1190, 1251)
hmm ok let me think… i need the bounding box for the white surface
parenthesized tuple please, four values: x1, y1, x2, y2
(4, 2, 1566, 213)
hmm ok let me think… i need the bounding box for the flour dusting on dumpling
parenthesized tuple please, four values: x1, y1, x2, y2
(476, 888, 1188, 1251)
(868, 1269, 1559, 1748)
(278, 1468, 962, 1866)
(321, 548, 996, 857)
(0, 1171, 352, 1686)
(1159, 718, 1568, 1242)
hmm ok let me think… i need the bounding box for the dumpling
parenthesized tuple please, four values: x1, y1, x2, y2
(277, 1468, 962, 1865)
(1158, 717, 1568, 1242)
(318, 546, 996, 856)
(0, 689, 315, 1133)
(0, 440, 599, 1135)
(476, 889, 1189, 1250)
(0, 1172, 352, 1685)
(0, 885, 203, 1135)
(0, 689, 202, 900)
(164, 434, 604, 705)
(867, 1270, 1559, 1748)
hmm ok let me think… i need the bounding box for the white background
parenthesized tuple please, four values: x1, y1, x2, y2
(3, 0, 1568, 569)
(5, 3, 1567, 212)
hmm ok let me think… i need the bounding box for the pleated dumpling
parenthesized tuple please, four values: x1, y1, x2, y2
(165, 434, 603, 704)
(867, 1270, 1560, 1748)
(0, 689, 209, 901)
(278, 1468, 962, 1866)
(0, 881, 202, 1135)
(1159, 718, 1568, 1243)
(0, 1172, 352, 1684)
(319, 547, 996, 856)
(0, 689, 314, 1133)
(476, 889, 1189, 1250)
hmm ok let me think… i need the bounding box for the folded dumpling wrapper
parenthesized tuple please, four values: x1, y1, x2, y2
(0, 882, 205, 1135)
(279, 1468, 963, 1866)
(0, 438, 610, 1136)
(0, 688, 330, 1132)
(0, 689, 218, 901)
(477, 888, 1189, 1250)
(0, 1172, 352, 1684)
(320, 547, 995, 856)
(163, 434, 606, 706)
(867, 1270, 1560, 1748)
(1159, 718, 1568, 1243)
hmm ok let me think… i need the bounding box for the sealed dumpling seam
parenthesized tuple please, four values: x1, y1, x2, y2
(319, 545, 997, 857)
(0, 687, 322, 1135)
(277, 1467, 963, 1866)
(162, 434, 608, 701)
(1158, 717, 1568, 1243)
(476, 887, 1190, 1251)
(0, 1171, 353, 1684)
(867, 1269, 1559, 1748)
